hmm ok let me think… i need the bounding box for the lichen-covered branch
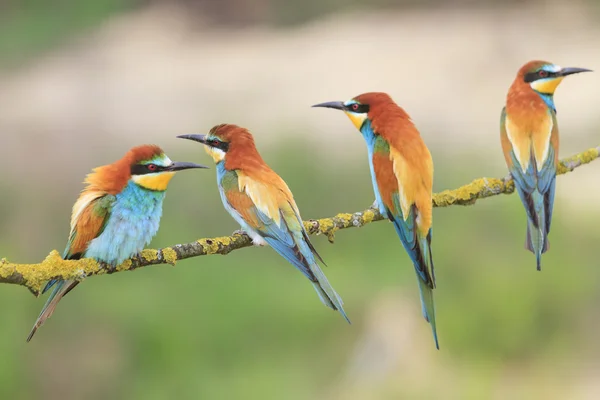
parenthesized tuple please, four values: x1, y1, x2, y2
(433, 145, 599, 207)
(1, 145, 598, 296)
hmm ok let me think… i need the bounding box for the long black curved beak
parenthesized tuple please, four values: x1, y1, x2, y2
(176, 134, 207, 144)
(166, 161, 209, 171)
(312, 101, 346, 110)
(560, 67, 593, 77)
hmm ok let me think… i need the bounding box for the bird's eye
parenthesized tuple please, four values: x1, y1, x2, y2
(351, 103, 360, 111)
(147, 164, 158, 172)
(539, 70, 548, 78)
(211, 140, 220, 147)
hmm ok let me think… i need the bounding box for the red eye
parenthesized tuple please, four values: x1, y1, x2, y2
(147, 164, 157, 171)
(351, 103, 359, 111)
(539, 70, 548, 78)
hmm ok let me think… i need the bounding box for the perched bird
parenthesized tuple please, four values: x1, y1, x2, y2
(27, 145, 207, 341)
(313, 93, 439, 349)
(501, 61, 590, 270)
(177, 124, 349, 322)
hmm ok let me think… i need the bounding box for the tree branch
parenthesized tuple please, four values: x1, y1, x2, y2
(2, 145, 598, 296)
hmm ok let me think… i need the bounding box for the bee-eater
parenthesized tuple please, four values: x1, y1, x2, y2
(177, 124, 349, 323)
(313, 93, 438, 349)
(501, 61, 591, 270)
(27, 145, 207, 342)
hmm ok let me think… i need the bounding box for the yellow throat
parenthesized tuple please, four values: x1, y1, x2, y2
(132, 172, 176, 191)
(531, 77, 564, 94)
(345, 112, 367, 130)
(205, 146, 226, 163)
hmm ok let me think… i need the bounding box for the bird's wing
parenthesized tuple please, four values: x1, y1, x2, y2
(372, 134, 435, 287)
(223, 171, 316, 281)
(543, 113, 559, 232)
(534, 112, 558, 234)
(43, 191, 115, 294)
(65, 192, 115, 259)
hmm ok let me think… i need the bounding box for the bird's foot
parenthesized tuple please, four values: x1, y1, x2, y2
(104, 262, 118, 273)
(129, 252, 148, 268)
(233, 228, 266, 247)
(370, 199, 379, 210)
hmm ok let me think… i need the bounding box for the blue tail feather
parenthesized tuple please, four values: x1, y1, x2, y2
(417, 276, 439, 350)
(388, 204, 438, 348)
(27, 279, 77, 342)
(42, 279, 58, 294)
(525, 190, 548, 271)
(310, 271, 351, 324)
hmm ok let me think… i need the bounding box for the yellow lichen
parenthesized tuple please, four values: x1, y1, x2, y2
(327, 232, 337, 243)
(221, 236, 234, 246)
(41, 251, 99, 281)
(141, 249, 160, 262)
(198, 238, 221, 255)
(336, 213, 353, 227)
(433, 177, 510, 207)
(362, 210, 376, 224)
(78, 257, 102, 275)
(115, 259, 133, 272)
(467, 179, 486, 198)
(581, 148, 600, 163)
(557, 147, 599, 174)
(315, 218, 334, 235)
(162, 248, 178, 266)
(0, 251, 105, 294)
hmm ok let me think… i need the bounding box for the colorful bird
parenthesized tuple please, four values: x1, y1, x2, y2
(177, 124, 349, 323)
(27, 145, 207, 342)
(501, 61, 591, 270)
(313, 93, 439, 349)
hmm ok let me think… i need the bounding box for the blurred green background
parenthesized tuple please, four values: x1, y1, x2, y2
(1, 1, 600, 399)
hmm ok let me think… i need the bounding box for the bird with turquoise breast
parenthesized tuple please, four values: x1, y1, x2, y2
(27, 145, 207, 342)
(177, 124, 349, 323)
(501, 60, 591, 270)
(313, 92, 438, 349)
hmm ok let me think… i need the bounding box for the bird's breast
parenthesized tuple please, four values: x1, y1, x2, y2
(84, 182, 166, 266)
(505, 106, 554, 173)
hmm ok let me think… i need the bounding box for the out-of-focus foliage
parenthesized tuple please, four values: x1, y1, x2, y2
(151, 0, 597, 26)
(0, 0, 135, 67)
(3, 0, 600, 67)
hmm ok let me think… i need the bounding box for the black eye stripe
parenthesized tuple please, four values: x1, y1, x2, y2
(130, 164, 166, 175)
(208, 139, 230, 153)
(345, 103, 370, 113)
(524, 70, 557, 83)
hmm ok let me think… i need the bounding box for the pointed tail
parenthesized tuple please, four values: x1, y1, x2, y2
(310, 264, 351, 324)
(416, 232, 439, 349)
(27, 279, 77, 342)
(417, 276, 439, 350)
(525, 190, 549, 271)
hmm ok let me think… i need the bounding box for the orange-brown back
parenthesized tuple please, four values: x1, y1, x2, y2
(358, 93, 433, 233)
(212, 124, 296, 211)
